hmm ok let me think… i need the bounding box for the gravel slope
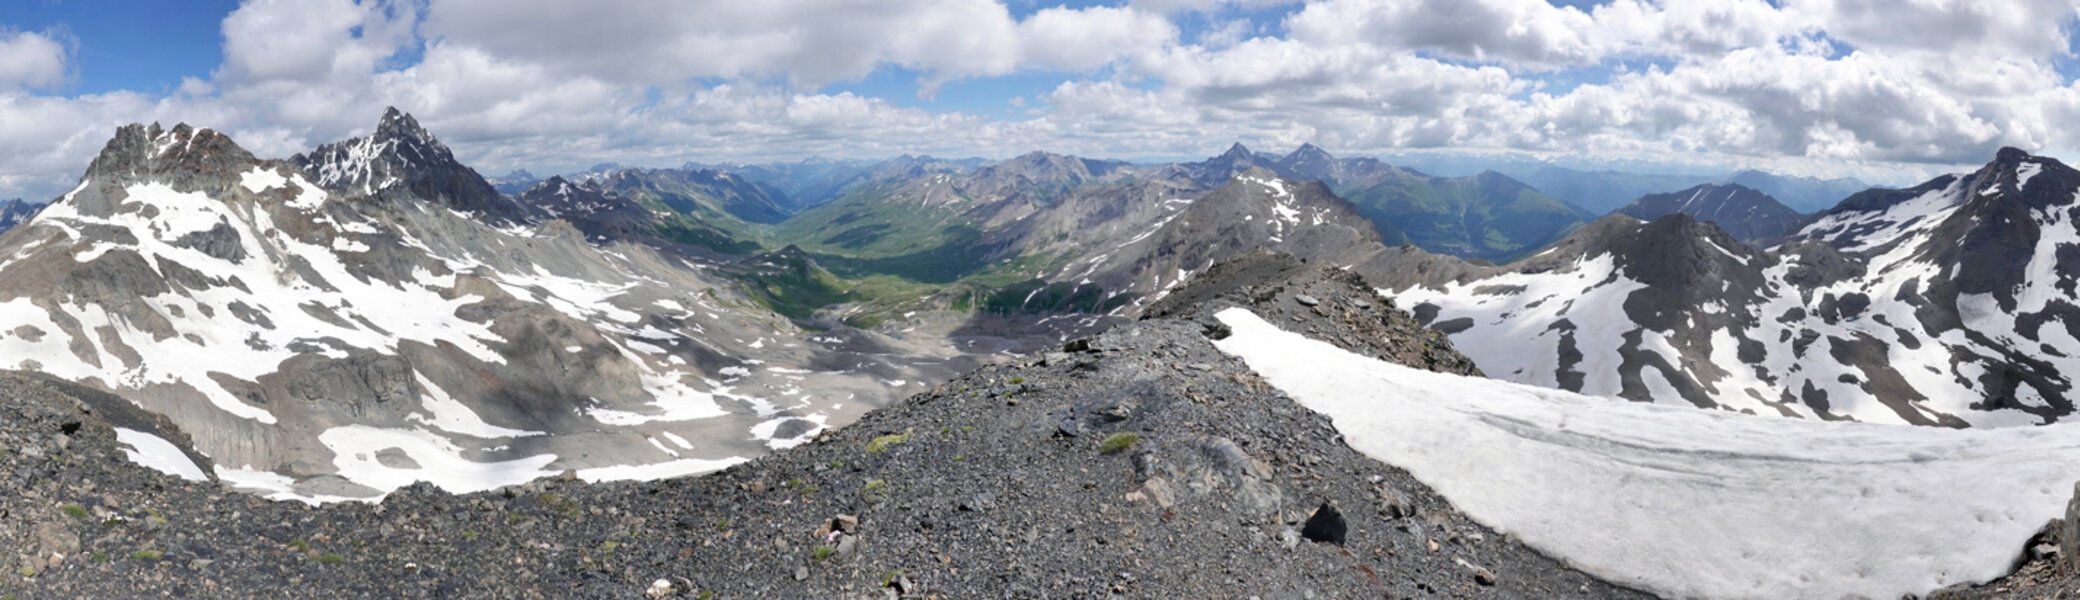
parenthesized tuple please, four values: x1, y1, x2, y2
(0, 258, 1651, 599)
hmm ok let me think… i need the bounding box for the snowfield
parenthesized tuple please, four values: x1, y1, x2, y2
(1213, 307, 2080, 600)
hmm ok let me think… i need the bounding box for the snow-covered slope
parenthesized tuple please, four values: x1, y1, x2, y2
(1214, 307, 2080, 600)
(1371, 148, 2080, 428)
(0, 117, 971, 501)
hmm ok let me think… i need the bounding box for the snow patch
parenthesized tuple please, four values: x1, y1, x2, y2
(1215, 308, 2080, 600)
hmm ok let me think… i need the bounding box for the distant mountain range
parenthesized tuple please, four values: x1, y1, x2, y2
(1368, 147, 2080, 428)
(1615, 183, 1804, 243)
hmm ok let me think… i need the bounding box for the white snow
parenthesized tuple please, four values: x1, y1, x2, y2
(112, 427, 209, 482)
(2018, 161, 2044, 188)
(576, 456, 747, 482)
(320, 425, 561, 495)
(239, 167, 287, 194)
(1214, 307, 2080, 600)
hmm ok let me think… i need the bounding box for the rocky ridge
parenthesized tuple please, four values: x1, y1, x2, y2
(0, 256, 1649, 599)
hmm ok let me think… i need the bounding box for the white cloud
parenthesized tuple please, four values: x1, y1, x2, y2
(0, 28, 75, 91)
(6, 0, 2080, 201)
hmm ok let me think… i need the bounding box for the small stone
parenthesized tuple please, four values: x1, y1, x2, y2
(189, 559, 215, 570)
(1294, 294, 1320, 307)
(648, 578, 674, 598)
(834, 534, 859, 558)
(1455, 558, 1497, 586)
(1300, 502, 1346, 545)
(1187, 363, 1214, 371)
(793, 566, 809, 581)
(34, 521, 78, 556)
(1428, 538, 1441, 552)
(746, 481, 768, 494)
(833, 514, 859, 534)
(1279, 528, 1301, 550)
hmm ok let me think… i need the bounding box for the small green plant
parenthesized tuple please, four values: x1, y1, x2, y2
(865, 431, 912, 454)
(506, 513, 528, 525)
(1099, 432, 1140, 453)
(829, 459, 844, 470)
(798, 484, 819, 496)
(882, 569, 907, 586)
(287, 539, 309, 552)
(961, 425, 973, 433)
(697, 591, 716, 600)
(316, 553, 347, 565)
(1008, 377, 1025, 385)
(597, 540, 620, 557)
(60, 504, 88, 519)
(90, 552, 109, 563)
(463, 531, 478, 540)
(810, 546, 836, 561)
(861, 479, 890, 502)
(951, 454, 965, 462)
(539, 493, 581, 518)
(714, 517, 731, 530)
(18, 566, 35, 578)
(131, 550, 161, 561)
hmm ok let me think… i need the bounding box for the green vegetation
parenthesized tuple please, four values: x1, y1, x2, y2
(982, 279, 1132, 316)
(1336, 171, 1591, 262)
(810, 546, 836, 561)
(130, 550, 161, 561)
(60, 504, 88, 520)
(90, 552, 108, 563)
(865, 431, 913, 454)
(1100, 433, 1141, 454)
(861, 479, 891, 503)
(287, 539, 309, 553)
(538, 493, 582, 519)
(17, 566, 34, 578)
(1008, 377, 1025, 385)
(316, 553, 347, 565)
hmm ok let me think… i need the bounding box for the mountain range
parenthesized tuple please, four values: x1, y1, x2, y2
(1370, 147, 2080, 428)
(6, 106, 2080, 598)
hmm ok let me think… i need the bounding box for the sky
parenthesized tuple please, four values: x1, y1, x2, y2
(5, 0, 2080, 201)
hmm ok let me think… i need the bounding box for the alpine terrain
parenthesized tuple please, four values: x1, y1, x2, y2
(1377, 147, 2080, 428)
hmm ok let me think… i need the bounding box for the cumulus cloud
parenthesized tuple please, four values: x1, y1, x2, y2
(6, 0, 2080, 201)
(0, 28, 75, 91)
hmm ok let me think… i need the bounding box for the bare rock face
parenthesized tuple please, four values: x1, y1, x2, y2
(2064, 481, 2080, 575)
(1615, 183, 1804, 243)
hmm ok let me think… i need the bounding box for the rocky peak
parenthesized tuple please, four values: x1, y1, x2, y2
(1616, 182, 1804, 242)
(374, 107, 436, 149)
(1220, 142, 1254, 160)
(84, 122, 257, 187)
(293, 108, 539, 225)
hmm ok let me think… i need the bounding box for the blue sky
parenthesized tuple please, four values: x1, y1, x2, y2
(5, 0, 2080, 200)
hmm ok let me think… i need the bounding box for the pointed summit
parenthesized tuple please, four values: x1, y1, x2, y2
(374, 107, 436, 146)
(293, 108, 540, 225)
(1221, 142, 1253, 159)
